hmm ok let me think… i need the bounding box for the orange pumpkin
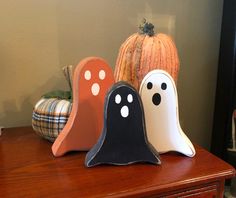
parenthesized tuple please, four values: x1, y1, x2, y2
(114, 19, 180, 90)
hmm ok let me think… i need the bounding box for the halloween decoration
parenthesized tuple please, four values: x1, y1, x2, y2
(52, 57, 114, 157)
(114, 19, 180, 90)
(32, 65, 73, 142)
(85, 82, 161, 167)
(139, 70, 195, 157)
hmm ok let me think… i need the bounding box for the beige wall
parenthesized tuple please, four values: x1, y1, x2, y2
(0, 0, 223, 149)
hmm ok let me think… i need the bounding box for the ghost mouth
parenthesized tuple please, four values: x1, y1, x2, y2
(91, 83, 100, 96)
(120, 105, 129, 118)
(152, 93, 161, 106)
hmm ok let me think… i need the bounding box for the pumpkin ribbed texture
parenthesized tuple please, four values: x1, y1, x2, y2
(114, 33, 179, 90)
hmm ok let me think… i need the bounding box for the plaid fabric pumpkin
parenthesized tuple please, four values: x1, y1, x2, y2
(32, 98, 72, 142)
(32, 65, 73, 142)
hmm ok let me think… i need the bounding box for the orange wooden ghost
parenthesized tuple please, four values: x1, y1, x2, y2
(52, 57, 114, 157)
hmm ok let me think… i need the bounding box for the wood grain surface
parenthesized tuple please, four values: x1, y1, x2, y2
(0, 127, 235, 197)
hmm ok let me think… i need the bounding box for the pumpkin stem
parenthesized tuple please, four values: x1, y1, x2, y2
(139, 18, 155, 36)
(42, 65, 73, 102)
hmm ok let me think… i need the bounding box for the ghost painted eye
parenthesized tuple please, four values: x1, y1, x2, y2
(127, 94, 133, 103)
(161, 82, 167, 90)
(147, 82, 153, 90)
(115, 94, 121, 104)
(84, 70, 91, 80)
(99, 70, 106, 80)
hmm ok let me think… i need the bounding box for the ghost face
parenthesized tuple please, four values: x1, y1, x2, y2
(140, 70, 178, 120)
(78, 61, 113, 101)
(113, 90, 133, 118)
(104, 82, 147, 141)
(83, 69, 106, 96)
(105, 83, 144, 134)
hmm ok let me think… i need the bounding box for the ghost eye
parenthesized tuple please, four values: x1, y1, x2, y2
(127, 94, 133, 103)
(99, 70, 106, 80)
(161, 82, 167, 90)
(147, 82, 153, 89)
(84, 70, 91, 80)
(115, 94, 121, 104)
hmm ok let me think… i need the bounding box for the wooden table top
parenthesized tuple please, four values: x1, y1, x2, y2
(0, 127, 235, 197)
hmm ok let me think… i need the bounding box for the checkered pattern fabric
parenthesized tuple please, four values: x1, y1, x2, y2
(32, 98, 72, 142)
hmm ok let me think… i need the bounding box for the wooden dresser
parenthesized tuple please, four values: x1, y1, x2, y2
(0, 127, 235, 197)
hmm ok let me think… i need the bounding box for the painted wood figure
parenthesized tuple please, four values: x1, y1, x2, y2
(52, 57, 114, 157)
(85, 82, 161, 167)
(139, 70, 195, 157)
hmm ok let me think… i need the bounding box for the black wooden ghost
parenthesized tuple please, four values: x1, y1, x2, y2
(85, 82, 161, 167)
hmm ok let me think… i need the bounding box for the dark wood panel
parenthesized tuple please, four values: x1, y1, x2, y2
(211, 0, 236, 160)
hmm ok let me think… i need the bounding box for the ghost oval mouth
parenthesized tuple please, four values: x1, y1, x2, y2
(120, 105, 129, 118)
(152, 93, 161, 106)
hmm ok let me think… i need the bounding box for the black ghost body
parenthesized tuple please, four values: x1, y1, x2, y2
(85, 82, 161, 167)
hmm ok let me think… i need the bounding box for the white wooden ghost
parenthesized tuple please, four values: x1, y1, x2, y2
(139, 70, 196, 157)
